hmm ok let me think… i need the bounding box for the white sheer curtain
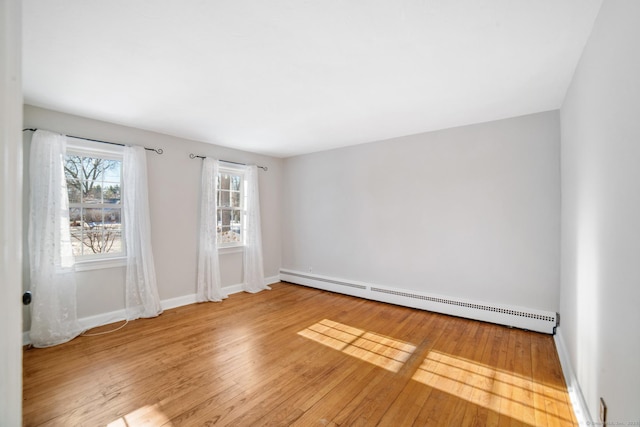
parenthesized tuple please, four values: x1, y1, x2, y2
(123, 146, 162, 320)
(243, 165, 269, 293)
(28, 130, 83, 347)
(196, 158, 227, 302)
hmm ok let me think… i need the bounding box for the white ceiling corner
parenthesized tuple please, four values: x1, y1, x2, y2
(22, 0, 602, 157)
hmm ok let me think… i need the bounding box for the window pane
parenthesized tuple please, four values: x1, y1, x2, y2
(102, 183, 121, 204)
(64, 156, 83, 181)
(218, 227, 241, 244)
(103, 208, 122, 227)
(102, 159, 121, 182)
(218, 225, 229, 244)
(103, 230, 122, 253)
(217, 209, 241, 245)
(103, 208, 122, 254)
(230, 209, 241, 224)
(230, 210, 241, 236)
(219, 231, 241, 244)
(81, 156, 115, 181)
(81, 208, 102, 255)
(219, 173, 230, 191)
(67, 180, 82, 203)
(230, 175, 241, 191)
(69, 208, 83, 256)
(221, 209, 231, 227)
(81, 157, 101, 178)
(220, 190, 230, 207)
(83, 184, 103, 204)
(83, 208, 103, 227)
(69, 207, 82, 225)
(231, 191, 240, 208)
(82, 208, 105, 254)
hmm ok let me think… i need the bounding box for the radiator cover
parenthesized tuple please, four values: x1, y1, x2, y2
(280, 269, 558, 334)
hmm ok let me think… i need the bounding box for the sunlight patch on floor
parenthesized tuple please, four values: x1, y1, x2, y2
(411, 350, 573, 425)
(298, 319, 416, 372)
(107, 403, 173, 426)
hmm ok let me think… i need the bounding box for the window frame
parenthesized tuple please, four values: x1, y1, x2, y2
(217, 164, 245, 249)
(65, 138, 126, 270)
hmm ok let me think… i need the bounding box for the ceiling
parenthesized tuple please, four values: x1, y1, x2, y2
(23, 1, 602, 158)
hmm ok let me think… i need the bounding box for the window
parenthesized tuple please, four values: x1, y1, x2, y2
(64, 141, 124, 259)
(217, 167, 244, 247)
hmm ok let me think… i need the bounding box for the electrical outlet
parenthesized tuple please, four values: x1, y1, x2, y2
(600, 397, 607, 425)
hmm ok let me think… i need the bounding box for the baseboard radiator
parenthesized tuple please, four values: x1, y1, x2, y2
(279, 269, 558, 334)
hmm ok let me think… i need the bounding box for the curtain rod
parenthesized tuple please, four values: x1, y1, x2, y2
(22, 128, 164, 154)
(189, 153, 268, 171)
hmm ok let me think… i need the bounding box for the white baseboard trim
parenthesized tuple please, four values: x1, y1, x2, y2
(265, 275, 281, 286)
(554, 328, 593, 425)
(223, 283, 244, 296)
(280, 268, 558, 334)
(79, 309, 127, 332)
(22, 274, 281, 346)
(161, 293, 197, 311)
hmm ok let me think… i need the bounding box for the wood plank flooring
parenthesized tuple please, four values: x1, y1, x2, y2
(23, 282, 577, 426)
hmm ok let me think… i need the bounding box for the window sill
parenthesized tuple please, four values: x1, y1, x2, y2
(74, 257, 127, 271)
(219, 246, 244, 255)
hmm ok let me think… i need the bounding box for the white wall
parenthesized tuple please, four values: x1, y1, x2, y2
(560, 0, 640, 423)
(22, 105, 282, 330)
(283, 111, 560, 312)
(0, 0, 23, 424)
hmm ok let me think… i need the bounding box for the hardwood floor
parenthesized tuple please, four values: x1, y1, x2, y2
(23, 282, 577, 426)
